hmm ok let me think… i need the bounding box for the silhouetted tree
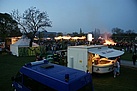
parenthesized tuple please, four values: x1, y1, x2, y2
(125, 30, 135, 34)
(112, 27, 124, 34)
(72, 32, 78, 36)
(11, 7, 52, 47)
(0, 13, 21, 41)
(57, 32, 63, 36)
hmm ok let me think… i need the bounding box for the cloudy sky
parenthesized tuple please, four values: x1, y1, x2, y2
(0, 0, 137, 33)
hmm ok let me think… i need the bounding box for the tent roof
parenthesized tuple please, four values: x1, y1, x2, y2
(13, 38, 30, 46)
(11, 35, 39, 47)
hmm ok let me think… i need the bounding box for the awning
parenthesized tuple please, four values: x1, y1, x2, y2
(88, 48, 124, 58)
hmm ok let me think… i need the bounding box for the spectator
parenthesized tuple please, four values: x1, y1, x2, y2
(36, 55, 43, 61)
(113, 57, 121, 78)
(117, 58, 120, 75)
(132, 53, 136, 65)
(113, 60, 118, 78)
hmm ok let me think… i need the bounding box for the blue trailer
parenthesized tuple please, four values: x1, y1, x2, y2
(11, 60, 94, 91)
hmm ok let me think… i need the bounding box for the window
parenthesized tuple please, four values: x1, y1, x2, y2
(15, 72, 22, 83)
(23, 75, 37, 91)
(23, 75, 56, 91)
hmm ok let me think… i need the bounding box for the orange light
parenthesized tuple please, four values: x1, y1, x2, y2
(103, 39, 116, 45)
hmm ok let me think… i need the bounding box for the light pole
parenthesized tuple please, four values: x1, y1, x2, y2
(87, 33, 93, 45)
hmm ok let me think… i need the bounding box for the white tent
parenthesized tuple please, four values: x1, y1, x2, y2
(10, 35, 39, 56)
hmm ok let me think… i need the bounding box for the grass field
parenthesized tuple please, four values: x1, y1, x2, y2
(0, 52, 137, 91)
(92, 66, 137, 91)
(0, 53, 34, 91)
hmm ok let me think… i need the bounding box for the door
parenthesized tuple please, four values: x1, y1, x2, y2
(76, 52, 84, 71)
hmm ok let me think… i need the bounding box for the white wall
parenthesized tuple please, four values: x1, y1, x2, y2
(67, 47, 88, 72)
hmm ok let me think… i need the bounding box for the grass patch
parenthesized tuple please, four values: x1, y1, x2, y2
(112, 46, 133, 61)
(0, 54, 34, 91)
(92, 66, 137, 91)
(121, 52, 133, 61)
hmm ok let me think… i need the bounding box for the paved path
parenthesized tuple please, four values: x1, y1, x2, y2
(121, 60, 137, 68)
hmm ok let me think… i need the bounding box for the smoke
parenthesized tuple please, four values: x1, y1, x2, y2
(101, 32, 112, 40)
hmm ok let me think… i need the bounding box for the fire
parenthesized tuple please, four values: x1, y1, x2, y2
(103, 39, 116, 45)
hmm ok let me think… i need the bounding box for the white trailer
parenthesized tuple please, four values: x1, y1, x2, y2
(67, 45, 124, 73)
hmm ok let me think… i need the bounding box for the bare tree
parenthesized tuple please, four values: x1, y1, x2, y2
(11, 7, 52, 47)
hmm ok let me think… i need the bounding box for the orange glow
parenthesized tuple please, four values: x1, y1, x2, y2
(63, 36, 71, 40)
(54, 36, 86, 40)
(54, 36, 62, 40)
(103, 39, 116, 45)
(78, 36, 86, 39)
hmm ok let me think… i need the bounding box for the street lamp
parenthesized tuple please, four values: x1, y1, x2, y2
(87, 33, 93, 45)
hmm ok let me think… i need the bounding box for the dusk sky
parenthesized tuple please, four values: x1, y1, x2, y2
(0, 0, 137, 33)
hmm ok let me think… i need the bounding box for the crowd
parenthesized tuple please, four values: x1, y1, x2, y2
(37, 39, 89, 53)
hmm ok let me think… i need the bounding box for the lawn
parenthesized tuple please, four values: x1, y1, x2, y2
(121, 51, 133, 61)
(92, 66, 137, 91)
(0, 53, 34, 91)
(0, 53, 137, 91)
(113, 46, 133, 61)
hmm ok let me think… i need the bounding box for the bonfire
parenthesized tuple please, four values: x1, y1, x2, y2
(103, 39, 116, 45)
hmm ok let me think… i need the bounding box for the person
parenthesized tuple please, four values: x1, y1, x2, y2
(116, 56, 121, 75)
(113, 60, 118, 78)
(117, 56, 121, 65)
(36, 55, 43, 61)
(117, 59, 120, 75)
(132, 53, 136, 65)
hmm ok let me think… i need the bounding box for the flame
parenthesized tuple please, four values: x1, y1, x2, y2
(103, 39, 116, 45)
